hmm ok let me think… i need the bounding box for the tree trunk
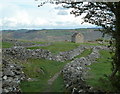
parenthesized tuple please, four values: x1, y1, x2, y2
(110, 2, 120, 78)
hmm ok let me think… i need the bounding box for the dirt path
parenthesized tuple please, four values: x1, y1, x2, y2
(48, 71, 61, 85)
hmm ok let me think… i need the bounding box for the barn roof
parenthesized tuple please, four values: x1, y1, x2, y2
(72, 32, 83, 37)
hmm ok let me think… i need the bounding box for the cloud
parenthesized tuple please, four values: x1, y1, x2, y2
(1, 10, 31, 27)
(0, 0, 96, 30)
(57, 10, 68, 15)
(54, 6, 68, 10)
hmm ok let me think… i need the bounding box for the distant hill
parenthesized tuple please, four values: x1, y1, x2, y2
(2, 28, 110, 42)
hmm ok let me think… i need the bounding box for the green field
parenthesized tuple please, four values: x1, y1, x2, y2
(27, 42, 80, 54)
(2, 42, 13, 48)
(20, 47, 92, 92)
(2, 40, 113, 92)
(75, 49, 92, 58)
(19, 39, 49, 44)
(26, 42, 108, 55)
(20, 48, 113, 92)
(20, 58, 67, 92)
(86, 50, 116, 92)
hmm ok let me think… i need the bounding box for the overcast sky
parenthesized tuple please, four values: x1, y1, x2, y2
(0, 0, 98, 30)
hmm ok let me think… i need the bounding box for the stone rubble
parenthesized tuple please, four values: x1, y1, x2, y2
(2, 59, 26, 93)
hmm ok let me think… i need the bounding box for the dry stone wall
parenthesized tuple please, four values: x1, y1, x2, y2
(52, 46, 86, 61)
(2, 44, 109, 93)
(2, 46, 86, 62)
(2, 46, 52, 60)
(2, 45, 109, 62)
(62, 46, 109, 93)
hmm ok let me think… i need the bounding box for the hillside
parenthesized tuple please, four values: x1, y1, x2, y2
(2, 28, 110, 42)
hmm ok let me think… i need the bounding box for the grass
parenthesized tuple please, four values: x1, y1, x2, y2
(75, 49, 92, 58)
(80, 42, 109, 46)
(0, 42, 1, 48)
(27, 41, 80, 54)
(20, 46, 93, 92)
(20, 41, 112, 92)
(20, 58, 68, 92)
(51, 74, 66, 92)
(2, 42, 13, 48)
(22, 59, 67, 79)
(18, 39, 49, 44)
(20, 80, 47, 92)
(26, 41, 106, 55)
(86, 50, 116, 92)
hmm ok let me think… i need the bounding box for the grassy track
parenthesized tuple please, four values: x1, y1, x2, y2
(20, 48, 92, 92)
(51, 74, 66, 92)
(20, 58, 67, 92)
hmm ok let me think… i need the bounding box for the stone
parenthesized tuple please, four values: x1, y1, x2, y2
(3, 76, 7, 80)
(2, 59, 25, 93)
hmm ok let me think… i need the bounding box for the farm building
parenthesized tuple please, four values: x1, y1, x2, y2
(71, 33, 84, 43)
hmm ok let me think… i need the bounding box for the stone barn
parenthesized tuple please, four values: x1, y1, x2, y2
(71, 33, 84, 43)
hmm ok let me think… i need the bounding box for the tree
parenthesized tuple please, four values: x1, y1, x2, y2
(36, 0, 120, 90)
